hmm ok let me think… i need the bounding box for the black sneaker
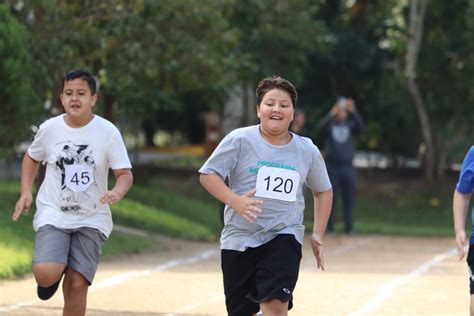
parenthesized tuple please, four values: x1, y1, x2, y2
(37, 279, 61, 300)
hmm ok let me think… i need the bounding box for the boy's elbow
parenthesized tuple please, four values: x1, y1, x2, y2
(199, 173, 207, 186)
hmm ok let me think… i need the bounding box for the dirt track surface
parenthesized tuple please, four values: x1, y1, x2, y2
(0, 234, 468, 315)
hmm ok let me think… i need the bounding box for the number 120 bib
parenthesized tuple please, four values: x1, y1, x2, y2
(255, 166, 300, 202)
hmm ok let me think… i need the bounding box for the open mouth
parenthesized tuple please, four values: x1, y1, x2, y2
(270, 116, 282, 120)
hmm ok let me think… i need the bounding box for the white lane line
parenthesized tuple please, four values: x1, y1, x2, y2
(327, 242, 368, 256)
(175, 293, 224, 314)
(348, 247, 457, 316)
(112, 224, 152, 237)
(92, 249, 217, 290)
(0, 249, 218, 312)
(0, 300, 42, 313)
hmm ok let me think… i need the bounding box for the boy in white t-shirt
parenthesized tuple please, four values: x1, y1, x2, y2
(199, 76, 333, 316)
(12, 69, 133, 315)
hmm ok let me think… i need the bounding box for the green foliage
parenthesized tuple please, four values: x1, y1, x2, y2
(300, 1, 408, 151)
(0, 4, 39, 158)
(417, 0, 474, 161)
(228, 0, 326, 86)
(4, 0, 473, 165)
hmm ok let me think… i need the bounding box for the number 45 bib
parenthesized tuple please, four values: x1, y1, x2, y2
(64, 164, 95, 192)
(255, 166, 300, 202)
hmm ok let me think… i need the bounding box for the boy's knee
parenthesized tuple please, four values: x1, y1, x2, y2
(260, 299, 288, 316)
(63, 275, 88, 298)
(33, 263, 65, 286)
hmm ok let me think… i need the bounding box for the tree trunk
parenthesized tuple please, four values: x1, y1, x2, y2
(244, 82, 257, 126)
(104, 94, 115, 123)
(222, 85, 245, 136)
(406, 77, 434, 179)
(222, 82, 257, 136)
(404, 0, 434, 179)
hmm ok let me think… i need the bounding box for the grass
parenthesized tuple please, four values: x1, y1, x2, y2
(304, 173, 462, 236)
(111, 199, 216, 240)
(125, 178, 221, 233)
(0, 170, 466, 279)
(0, 179, 220, 279)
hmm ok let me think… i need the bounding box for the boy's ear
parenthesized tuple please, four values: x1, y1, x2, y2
(256, 105, 260, 118)
(91, 94, 98, 106)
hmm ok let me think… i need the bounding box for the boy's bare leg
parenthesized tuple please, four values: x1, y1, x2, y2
(62, 268, 89, 316)
(260, 299, 288, 316)
(32, 263, 65, 286)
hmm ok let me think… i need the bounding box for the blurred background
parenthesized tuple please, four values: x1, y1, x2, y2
(1, 0, 473, 279)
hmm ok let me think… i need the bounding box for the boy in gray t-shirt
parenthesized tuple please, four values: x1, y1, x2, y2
(199, 76, 332, 316)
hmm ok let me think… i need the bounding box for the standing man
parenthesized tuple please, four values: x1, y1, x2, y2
(318, 97, 363, 234)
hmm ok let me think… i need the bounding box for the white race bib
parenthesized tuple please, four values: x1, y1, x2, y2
(255, 166, 300, 202)
(64, 164, 95, 192)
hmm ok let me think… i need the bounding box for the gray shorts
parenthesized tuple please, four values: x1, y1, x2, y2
(33, 224, 107, 284)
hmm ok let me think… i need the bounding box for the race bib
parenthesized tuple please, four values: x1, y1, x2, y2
(64, 164, 94, 192)
(255, 166, 300, 202)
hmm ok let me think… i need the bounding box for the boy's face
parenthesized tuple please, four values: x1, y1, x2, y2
(60, 78, 97, 119)
(257, 88, 294, 135)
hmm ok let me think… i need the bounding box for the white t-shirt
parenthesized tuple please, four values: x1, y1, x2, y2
(199, 125, 332, 251)
(28, 114, 132, 237)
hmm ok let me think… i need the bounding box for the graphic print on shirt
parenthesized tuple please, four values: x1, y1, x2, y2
(54, 140, 97, 213)
(331, 125, 350, 143)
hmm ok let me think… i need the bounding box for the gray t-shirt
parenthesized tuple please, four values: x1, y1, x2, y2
(199, 125, 332, 251)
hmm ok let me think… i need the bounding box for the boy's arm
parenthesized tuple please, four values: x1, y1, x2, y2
(199, 173, 262, 223)
(311, 188, 333, 271)
(100, 168, 133, 204)
(453, 190, 471, 260)
(12, 153, 40, 221)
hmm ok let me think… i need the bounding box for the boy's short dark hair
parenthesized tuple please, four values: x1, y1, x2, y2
(62, 69, 97, 95)
(256, 76, 297, 108)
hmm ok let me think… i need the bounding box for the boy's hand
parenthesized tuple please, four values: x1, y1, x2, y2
(455, 230, 467, 260)
(311, 233, 325, 270)
(12, 193, 33, 221)
(229, 190, 263, 223)
(100, 190, 123, 204)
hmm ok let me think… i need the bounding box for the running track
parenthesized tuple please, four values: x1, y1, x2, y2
(0, 234, 467, 315)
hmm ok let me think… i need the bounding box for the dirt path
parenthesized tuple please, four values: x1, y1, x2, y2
(0, 234, 468, 315)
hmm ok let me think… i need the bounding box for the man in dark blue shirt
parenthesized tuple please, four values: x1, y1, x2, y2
(318, 97, 364, 234)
